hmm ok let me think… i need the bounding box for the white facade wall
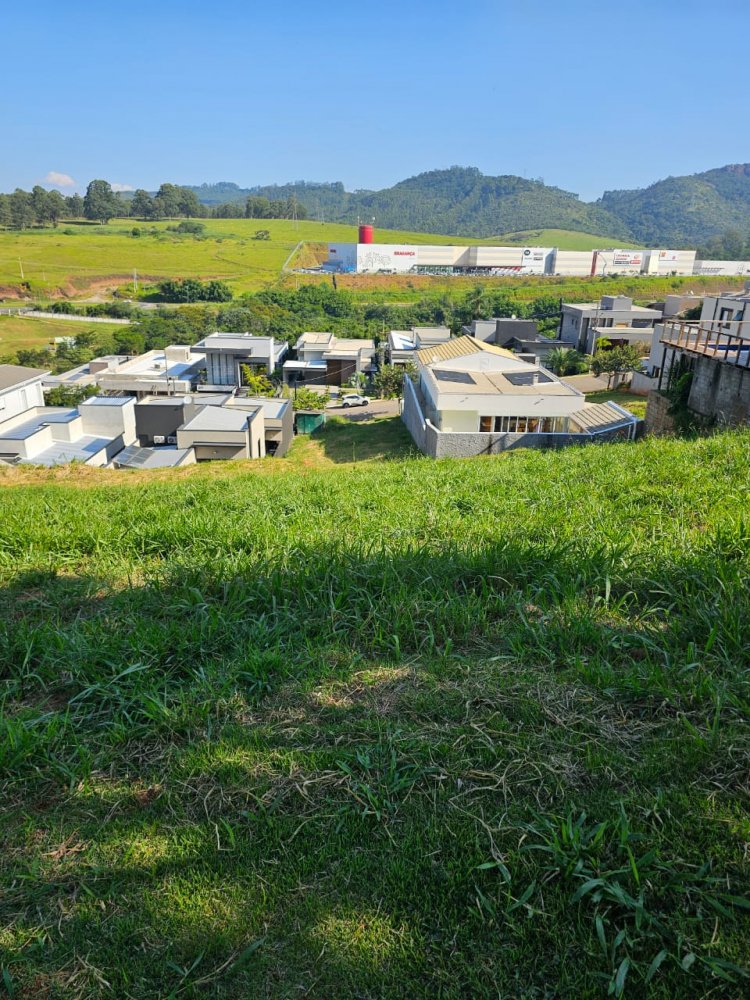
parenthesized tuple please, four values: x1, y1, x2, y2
(357, 244, 419, 273)
(0, 379, 45, 423)
(79, 398, 137, 443)
(694, 260, 750, 276)
(416, 245, 468, 267)
(654, 250, 697, 275)
(551, 250, 595, 276)
(327, 243, 358, 270)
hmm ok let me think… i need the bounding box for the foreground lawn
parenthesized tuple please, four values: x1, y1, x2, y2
(1, 432, 749, 998)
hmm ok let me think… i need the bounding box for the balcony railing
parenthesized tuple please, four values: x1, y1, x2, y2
(659, 320, 750, 369)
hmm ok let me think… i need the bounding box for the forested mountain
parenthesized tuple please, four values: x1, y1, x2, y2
(599, 164, 750, 246)
(186, 164, 750, 248)
(187, 169, 630, 239)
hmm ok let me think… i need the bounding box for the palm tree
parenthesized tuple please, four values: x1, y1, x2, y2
(545, 347, 581, 376)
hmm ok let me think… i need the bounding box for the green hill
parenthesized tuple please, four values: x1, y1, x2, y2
(190, 168, 631, 241)
(2, 428, 749, 997)
(189, 163, 750, 249)
(599, 163, 750, 246)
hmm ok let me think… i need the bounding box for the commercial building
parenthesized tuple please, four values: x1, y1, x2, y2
(401, 336, 638, 458)
(323, 236, 738, 278)
(283, 332, 378, 386)
(191, 333, 287, 385)
(560, 296, 662, 354)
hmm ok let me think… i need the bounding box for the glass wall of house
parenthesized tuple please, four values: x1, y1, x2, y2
(479, 415, 569, 433)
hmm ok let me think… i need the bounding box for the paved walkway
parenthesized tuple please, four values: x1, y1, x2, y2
(561, 373, 613, 393)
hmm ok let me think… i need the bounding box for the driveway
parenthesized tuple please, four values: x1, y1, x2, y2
(560, 373, 613, 393)
(328, 398, 401, 421)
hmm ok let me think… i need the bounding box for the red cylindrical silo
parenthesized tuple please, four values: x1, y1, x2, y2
(358, 224, 374, 244)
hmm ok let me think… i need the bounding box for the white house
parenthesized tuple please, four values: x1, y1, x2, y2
(402, 337, 638, 457)
(0, 365, 48, 425)
(0, 387, 137, 467)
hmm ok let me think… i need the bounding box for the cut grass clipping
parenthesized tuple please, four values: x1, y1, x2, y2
(1, 430, 749, 997)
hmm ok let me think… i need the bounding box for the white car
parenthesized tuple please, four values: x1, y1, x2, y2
(341, 393, 370, 408)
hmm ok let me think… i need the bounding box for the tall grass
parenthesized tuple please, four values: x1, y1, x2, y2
(1, 431, 749, 997)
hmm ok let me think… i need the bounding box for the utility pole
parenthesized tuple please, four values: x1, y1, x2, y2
(133, 269, 138, 294)
(18, 259, 24, 279)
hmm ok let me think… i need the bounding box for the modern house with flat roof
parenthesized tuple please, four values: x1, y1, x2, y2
(0, 364, 48, 424)
(283, 332, 377, 386)
(42, 355, 130, 393)
(134, 393, 232, 446)
(0, 393, 137, 467)
(47, 348, 206, 398)
(560, 296, 662, 354)
(191, 333, 287, 385)
(402, 336, 638, 458)
(387, 326, 452, 366)
(226, 395, 294, 456)
(463, 318, 565, 362)
(176, 404, 266, 461)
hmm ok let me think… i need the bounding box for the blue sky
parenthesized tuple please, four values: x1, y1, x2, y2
(2, 0, 748, 201)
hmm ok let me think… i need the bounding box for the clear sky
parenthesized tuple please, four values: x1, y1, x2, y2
(2, 0, 748, 201)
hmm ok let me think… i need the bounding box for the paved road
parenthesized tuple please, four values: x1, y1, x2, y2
(328, 399, 401, 421)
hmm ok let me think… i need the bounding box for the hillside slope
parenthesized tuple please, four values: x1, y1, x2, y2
(599, 163, 750, 245)
(1, 431, 749, 997)
(189, 163, 750, 246)
(189, 168, 631, 240)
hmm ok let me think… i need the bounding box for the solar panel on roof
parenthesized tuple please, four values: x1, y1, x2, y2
(435, 370, 475, 384)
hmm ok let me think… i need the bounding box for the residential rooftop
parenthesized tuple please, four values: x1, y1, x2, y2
(0, 364, 49, 391)
(179, 406, 259, 433)
(416, 335, 517, 366)
(425, 367, 582, 398)
(115, 444, 195, 469)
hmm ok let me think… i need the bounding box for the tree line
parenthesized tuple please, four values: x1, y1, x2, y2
(0, 180, 308, 228)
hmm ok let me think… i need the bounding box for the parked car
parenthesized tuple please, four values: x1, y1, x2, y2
(340, 393, 370, 408)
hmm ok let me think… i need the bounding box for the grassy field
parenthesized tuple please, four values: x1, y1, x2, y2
(0, 314, 127, 357)
(0, 220, 676, 301)
(1, 430, 749, 998)
(0, 219, 499, 299)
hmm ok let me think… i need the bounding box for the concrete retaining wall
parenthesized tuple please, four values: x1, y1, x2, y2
(687, 356, 750, 426)
(644, 391, 676, 436)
